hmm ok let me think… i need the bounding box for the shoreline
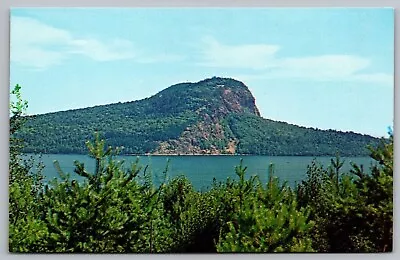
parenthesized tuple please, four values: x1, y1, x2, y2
(24, 153, 372, 158)
(141, 153, 240, 156)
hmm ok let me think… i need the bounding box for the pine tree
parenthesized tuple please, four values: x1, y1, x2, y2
(40, 133, 174, 252)
(217, 163, 314, 252)
(9, 84, 47, 252)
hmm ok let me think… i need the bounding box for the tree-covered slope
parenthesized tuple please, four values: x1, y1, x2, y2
(18, 77, 379, 156)
(226, 114, 378, 156)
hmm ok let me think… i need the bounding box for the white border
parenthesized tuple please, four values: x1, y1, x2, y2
(0, 1, 398, 259)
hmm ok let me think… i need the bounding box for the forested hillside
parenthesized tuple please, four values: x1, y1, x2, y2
(17, 77, 379, 156)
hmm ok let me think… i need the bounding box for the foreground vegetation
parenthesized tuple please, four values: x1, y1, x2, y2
(9, 85, 392, 253)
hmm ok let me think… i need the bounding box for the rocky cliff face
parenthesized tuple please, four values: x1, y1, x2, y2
(153, 77, 260, 155)
(220, 85, 260, 116)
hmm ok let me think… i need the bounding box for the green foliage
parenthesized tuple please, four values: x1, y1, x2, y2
(16, 77, 378, 156)
(9, 84, 28, 137)
(39, 133, 173, 253)
(9, 84, 28, 159)
(161, 176, 223, 252)
(351, 136, 393, 252)
(9, 84, 46, 252)
(10, 131, 393, 253)
(216, 162, 314, 252)
(9, 158, 48, 253)
(297, 135, 393, 252)
(227, 114, 378, 156)
(9, 84, 392, 252)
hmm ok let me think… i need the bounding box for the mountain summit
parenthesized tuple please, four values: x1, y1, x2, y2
(19, 77, 378, 156)
(152, 77, 260, 117)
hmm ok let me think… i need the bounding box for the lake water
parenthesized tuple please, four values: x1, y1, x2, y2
(32, 154, 375, 190)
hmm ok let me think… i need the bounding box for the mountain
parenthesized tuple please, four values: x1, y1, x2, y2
(18, 77, 379, 156)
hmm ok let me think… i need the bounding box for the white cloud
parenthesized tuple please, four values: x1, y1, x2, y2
(68, 38, 136, 61)
(10, 16, 184, 70)
(199, 36, 280, 69)
(199, 36, 393, 86)
(10, 16, 137, 69)
(11, 45, 67, 70)
(262, 55, 392, 85)
(12, 17, 71, 45)
(279, 55, 370, 78)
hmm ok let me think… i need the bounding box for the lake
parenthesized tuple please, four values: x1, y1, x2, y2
(31, 154, 375, 190)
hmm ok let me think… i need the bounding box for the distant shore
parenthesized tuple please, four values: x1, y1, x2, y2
(25, 152, 371, 157)
(134, 153, 242, 156)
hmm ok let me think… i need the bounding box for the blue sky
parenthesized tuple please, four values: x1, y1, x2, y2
(10, 8, 394, 137)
